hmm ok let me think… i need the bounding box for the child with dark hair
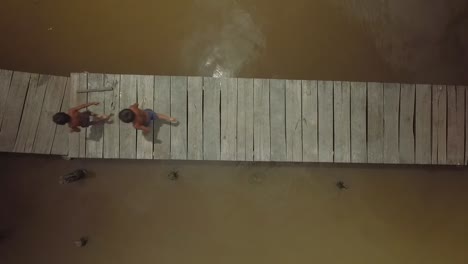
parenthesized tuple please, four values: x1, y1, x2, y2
(52, 102, 111, 133)
(119, 103, 176, 134)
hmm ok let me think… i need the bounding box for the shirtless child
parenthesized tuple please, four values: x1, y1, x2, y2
(52, 102, 111, 133)
(118, 103, 176, 134)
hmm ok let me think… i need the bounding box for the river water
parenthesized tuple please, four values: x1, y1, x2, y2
(1, 1, 468, 263)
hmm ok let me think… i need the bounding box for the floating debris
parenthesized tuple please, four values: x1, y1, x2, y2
(74, 237, 88, 247)
(60, 169, 88, 184)
(168, 170, 179, 181)
(336, 181, 348, 190)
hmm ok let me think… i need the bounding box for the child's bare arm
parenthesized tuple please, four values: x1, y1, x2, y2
(70, 102, 99, 111)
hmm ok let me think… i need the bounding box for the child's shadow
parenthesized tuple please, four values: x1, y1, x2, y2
(87, 115, 115, 142)
(153, 119, 179, 143)
(87, 125, 104, 141)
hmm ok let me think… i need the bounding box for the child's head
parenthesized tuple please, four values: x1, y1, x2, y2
(119, 109, 135, 123)
(53, 112, 71, 125)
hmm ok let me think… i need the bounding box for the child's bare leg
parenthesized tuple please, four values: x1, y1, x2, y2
(157, 113, 177, 123)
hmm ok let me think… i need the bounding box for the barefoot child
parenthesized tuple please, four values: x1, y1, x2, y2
(118, 103, 176, 134)
(52, 102, 111, 133)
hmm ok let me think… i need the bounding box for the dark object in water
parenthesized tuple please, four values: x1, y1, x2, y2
(336, 181, 348, 190)
(74, 237, 88, 247)
(60, 169, 88, 184)
(168, 170, 179, 181)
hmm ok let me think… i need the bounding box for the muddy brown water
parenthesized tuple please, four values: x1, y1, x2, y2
(1, 1, 468, 263)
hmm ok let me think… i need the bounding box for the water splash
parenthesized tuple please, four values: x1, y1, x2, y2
(183, 0, 265, 78)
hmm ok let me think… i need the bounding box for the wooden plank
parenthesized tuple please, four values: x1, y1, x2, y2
(170, 76, 187, 160)
(432, 85, 447, 164)
(33, 76, 68, 154)
(77, 88, 113, 93)
(0, 69, 13, 129)
(383, 83, 400, 163)
(187, 76, 203, 160)
(13, 74, 44, 153)
(78, 73, 88, 158)
(399, 84, 415, 163)
(415, 84, 432, 164)
(350, 82, 367, 163)
(136, 75, 154, 159)
(220, 78, 237, 160)
(103, 74, 120, 159)
(0, 72, 31, 152)
(253, 79, 270, 161)
(367, 82, 384, 163)
(203, 77, 221, 160)
(269, 79, 286, 161)
(333, 81, 351, 163)
(68, 74, 80, 158)
(119, 75, 137, 159)
(51, 78, 70, 156)
(302, 80, 318, 162)
(286, 80, 302, 162)
(466, 87, 468, 165)
(85, 73, 105, 158)
(318, 80, 333, 162)
(154, 76, 171, 159)
(447, 86, 465, 165)
(456, 86, 465, 165)
(237, 78, 254, 161)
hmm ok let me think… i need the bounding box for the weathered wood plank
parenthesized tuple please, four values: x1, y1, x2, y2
(447, 86, 456, 164)
(333, 81, 351, 163)
(0, 72, 31, 152)
(51, 78, 70, 156)
(269, 79, 286, 162)
(456, 86, 465, 165)
(286, 80, 302, 162)
(33, 76, 68, 154)
(318, 80, 333, 162)
(220, 78, 237, 160)
(237, 78, 254, 161)
(103, 74, 120, 159)
(383, 83, 400, 163)
(466, 87, 468, 165)
(170, 76, 187, 160)
(68, 74, 80, 158)
(350, 82, 367, 163)
(85, 73, 105, 158)
(302, 80, 318, 162)
(0, 69, 13, 130)
(399, 84, 415, 164)
(367, 82, 384, 163)
(119, 75, 137, 159)
(447, 86, 465, 165)
(253, 79, 270, 161)
(415, 84, 432, 164)
(14, 74, 44, 153)
(432, 85, 447, 164)
(136, 75, 154, 159)
(203, 77, 221, 160)
(154, 76, 171, 159)
(78, 73, 88, 158)
(187, 76, 203, 160)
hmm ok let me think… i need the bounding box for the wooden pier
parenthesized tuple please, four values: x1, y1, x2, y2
(0, 69, 467, 165)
